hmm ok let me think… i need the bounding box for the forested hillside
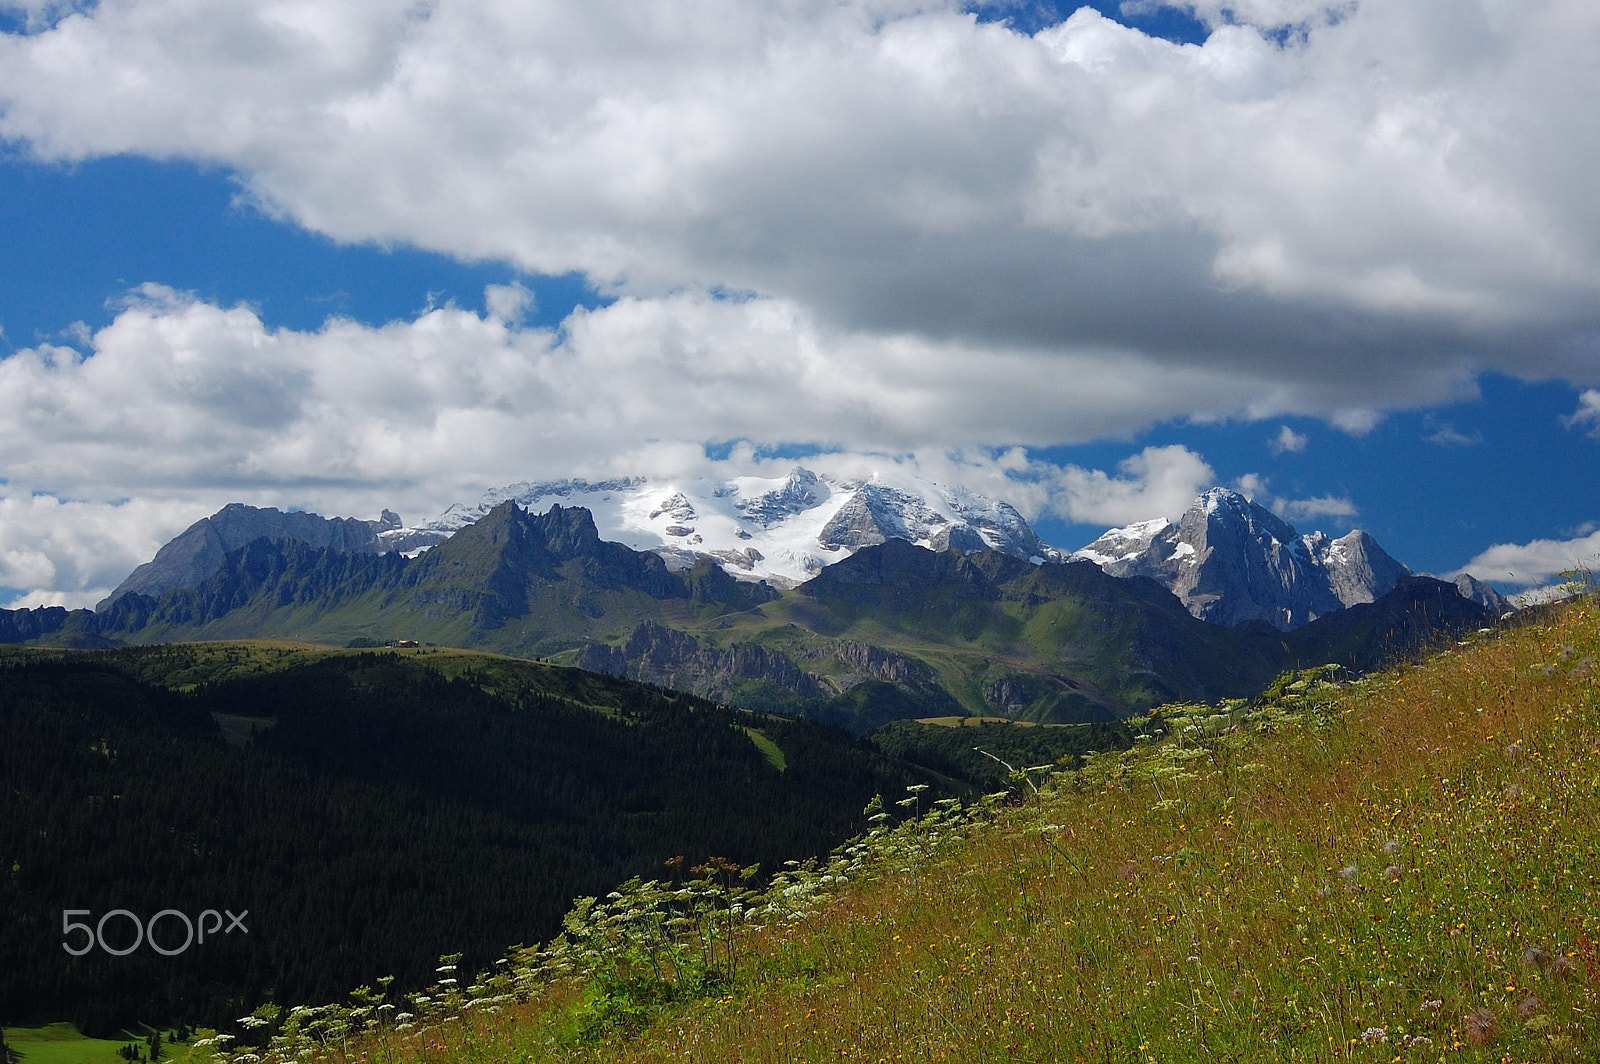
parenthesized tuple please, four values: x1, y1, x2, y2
(0, 645, 934, 1035)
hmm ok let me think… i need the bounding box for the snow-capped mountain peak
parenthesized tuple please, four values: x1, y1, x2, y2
(1073, 488, 1410, 630)
(1071, 517, 1172, 567)
(382, 467, 1064, 585)
(733, 467, 830, 527)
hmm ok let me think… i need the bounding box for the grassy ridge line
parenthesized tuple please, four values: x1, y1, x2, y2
(0, 640, 676, 717)
(279, 600, 1600, 1063)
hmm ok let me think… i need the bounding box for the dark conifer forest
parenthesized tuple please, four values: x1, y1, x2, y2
(0, 648, 933, 1035)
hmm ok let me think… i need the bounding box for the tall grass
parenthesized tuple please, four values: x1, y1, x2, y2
(207, 602, 1600, 1063)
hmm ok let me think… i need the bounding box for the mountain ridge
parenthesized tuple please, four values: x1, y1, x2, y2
(98, 502, 404, 610)
(97, 480, 1508, 633)
(1077, 488, 1416, 630)
(383, 468, 1066, 586)
(4, 502, 1499, 730)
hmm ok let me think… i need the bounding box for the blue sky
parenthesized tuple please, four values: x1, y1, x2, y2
(0, 155, 602, 343)
(1, 0, 1598, 606)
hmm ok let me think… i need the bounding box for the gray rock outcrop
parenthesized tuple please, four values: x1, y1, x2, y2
(97, 503, 400, 609)
(1450, 573, 1512, 615)
(1075, 488, 1410, 631)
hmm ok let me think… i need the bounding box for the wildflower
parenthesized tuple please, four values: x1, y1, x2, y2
(1314, 884, 1333, 900)
(1399, 1034, 1433, 1048)
(1418, 999, 1443, 1012)
(1463, 1007, 1498, 1046)
(1384, 864, 1402, 881)
(1504, 783, 1524, 799)
(1504, 741, 1522, 758)
(1359, 1027, 1388, 1044)
(1339, 863, 1359, 880)
(1521, 945, 1551, 970)
(1381, 839, 1401, 855)
(1513, 995, 1544, 1019)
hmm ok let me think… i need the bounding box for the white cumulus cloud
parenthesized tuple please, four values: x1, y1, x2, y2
(1039, 445, 1218, 525)
(0, 0, 1596, 412)
(1276, 494, 1358, 524)
(1562, 389, 1600, 436)
(1231, 474, 1357, 527)
(1423, 417, 1481, 447)
(1457, 528, 1600, 587)
(0, 288, 1241, 600)
(1269, 424, 1307, 454)
(0, 494, 213, 609)
(0, 285, 1360, 513)
(5, 0, 1600, 600)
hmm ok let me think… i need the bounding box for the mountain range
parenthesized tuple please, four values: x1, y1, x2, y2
(97, 471, 1503, 630)
(95, 468, 1065, 607)
(1075, 487, 1507, 629)
(375, 469, 1066, 584)
(5, 492, 1500, 731)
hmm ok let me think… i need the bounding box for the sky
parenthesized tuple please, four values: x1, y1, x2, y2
(2, 0, 1599, 609)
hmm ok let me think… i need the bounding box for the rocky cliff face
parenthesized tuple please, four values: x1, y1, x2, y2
(827, 640, 936, 686)
(98, 504, 402, 609)
(1074, 489, 1410, 631)
(1304, 529, 1412, 609)
(573, 622, 963, 722)
(0, 604, 82, 644)
(1450, 573, 1512, 614)
(575, 621, 828, 702)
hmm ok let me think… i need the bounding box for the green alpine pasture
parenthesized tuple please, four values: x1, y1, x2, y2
(3, 1023, 194, 1064)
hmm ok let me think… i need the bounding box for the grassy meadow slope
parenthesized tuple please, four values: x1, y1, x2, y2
(229, 598, 1600, 1063)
